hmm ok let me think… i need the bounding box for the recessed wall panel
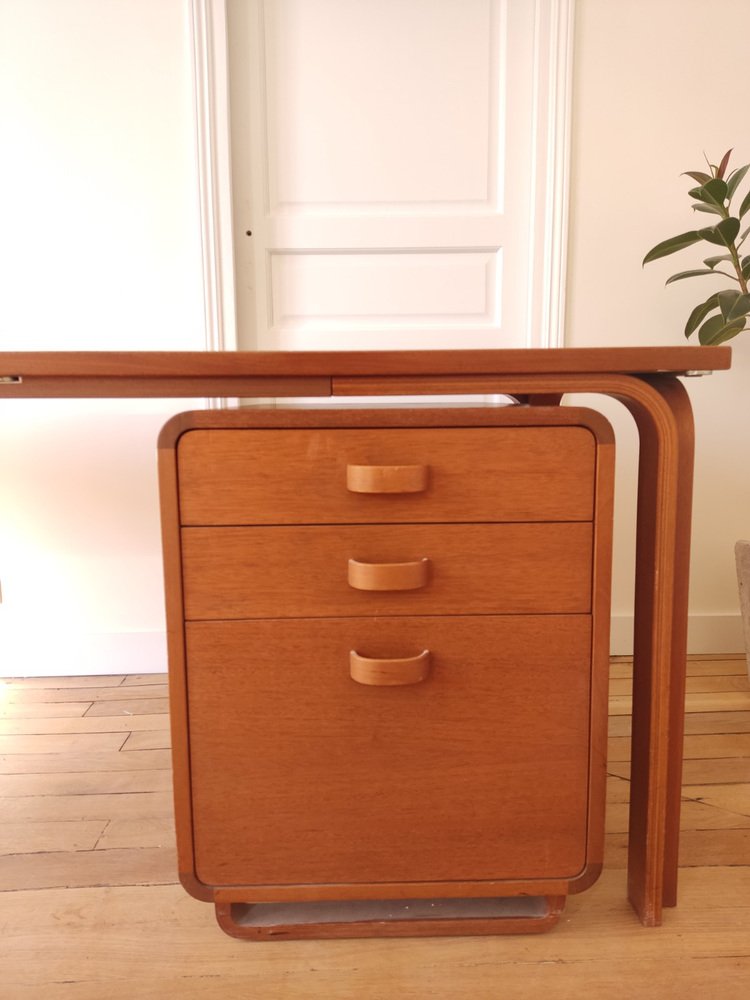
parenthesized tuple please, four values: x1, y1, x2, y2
(269, 250, 502, 335)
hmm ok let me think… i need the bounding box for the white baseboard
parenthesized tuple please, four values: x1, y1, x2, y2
(610, 613, 745, 657)
(2, 630, 168, 678)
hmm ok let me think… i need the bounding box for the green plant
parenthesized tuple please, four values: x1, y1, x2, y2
(643, 149, 750, 344)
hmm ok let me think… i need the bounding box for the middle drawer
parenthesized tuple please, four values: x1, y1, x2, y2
(181, 522, 593, 620)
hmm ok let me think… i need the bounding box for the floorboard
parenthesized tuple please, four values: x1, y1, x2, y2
(1, 658, 748, 998)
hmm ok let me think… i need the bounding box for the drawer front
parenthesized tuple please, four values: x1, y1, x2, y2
(176, 426, 596, 525)
(185, 615, 597, 888)
(181, 522, 594, 619)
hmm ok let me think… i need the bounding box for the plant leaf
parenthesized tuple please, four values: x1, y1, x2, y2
(742, 256, 750, 280)
(740, 189, 750, 218)
(718, 289, 741, 319)
(699, 316, 747, 344)
(643, 230, 702, 264)
(697, 313, 728, 343)
(698, 313, 745, 345)
(683, 170, 713, 184)
(684, 293, 720, 337)
(698, 217, 740, 247)
(726, 164, 750, 200)
(692, 203, 724, 216)
(665, 269, 722, 285)
(717, 148, 733, 180)
(689, 178, 728, 209)
(726, 292, 750, 320)
(704, 254, 733, 268)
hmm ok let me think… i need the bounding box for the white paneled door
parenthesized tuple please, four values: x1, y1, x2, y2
(230, 0, 572, 350)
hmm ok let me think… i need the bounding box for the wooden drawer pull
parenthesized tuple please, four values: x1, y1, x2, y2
(348, 557, 429, 591)
(349, 649, 431, 686)
(346, 464, 429, 494)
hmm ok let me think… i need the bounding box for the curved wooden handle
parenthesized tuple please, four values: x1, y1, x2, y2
(346, 464, 429, 494)
(348, 557, 429, 591)
(349, 650, 431, 686)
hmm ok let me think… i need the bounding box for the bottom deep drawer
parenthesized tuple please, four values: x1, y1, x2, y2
(184, 615, 603, 889)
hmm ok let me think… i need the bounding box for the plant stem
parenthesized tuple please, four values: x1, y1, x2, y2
(729, 243, 749, 293)
(717, 194, 748, 294)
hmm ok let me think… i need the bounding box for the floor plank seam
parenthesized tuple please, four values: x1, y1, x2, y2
(680, 794, 750, 821)
(92, 819, 111, 850)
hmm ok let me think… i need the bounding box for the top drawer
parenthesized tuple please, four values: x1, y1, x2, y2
(175, 425, 597, 525)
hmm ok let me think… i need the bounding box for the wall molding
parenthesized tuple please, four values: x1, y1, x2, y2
(528, 0, 575, 349)
(188, 0, 237, 354)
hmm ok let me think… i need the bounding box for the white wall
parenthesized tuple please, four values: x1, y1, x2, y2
(0, 1, 207, 675)
(567, 0, 750, 652)
(3, 0, 747, 674)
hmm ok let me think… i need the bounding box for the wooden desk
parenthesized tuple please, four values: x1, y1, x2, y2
(0, 346, 732, 928)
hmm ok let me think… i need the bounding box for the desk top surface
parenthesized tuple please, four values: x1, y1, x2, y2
(0, 346, 733, 384)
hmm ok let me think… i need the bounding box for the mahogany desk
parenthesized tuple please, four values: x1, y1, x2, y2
(0, 346, 732, 927)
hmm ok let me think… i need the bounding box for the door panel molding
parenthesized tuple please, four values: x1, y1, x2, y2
(206, 0, 574, 350)
(188, 0, 238, 352)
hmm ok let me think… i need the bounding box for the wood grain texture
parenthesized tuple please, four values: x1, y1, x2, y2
(0, 732, 127, 755)
(0, 845, 177, 891)
(121, 730, 171, 752)
(0, 348, 735, 937)
(181, 522, 594, 619)
(296, 362, 705, 924)
(349, 648, 431, 686)
(0, 748, 171, 772)
(346, 462, 429, 494)
(610, 674, 750, 696)
(158, 402, 614, 935)
(176, 423, 597, 526)
(610, 657, 747, 678)
(609, 757, 750, 785)
(0, 715, 173, 736)
(0, 701, 93, 719)
(0, 345, 731, 385)
(609, 709, 750, 737)
(4, 684, 167, 704)
(312, 368, 705, 928)
(83, 698, 169, 718)
(0, 820, 107, 855)
(2, 871, 750, 998)
(0, 661, 748, 997)
(184, 615, 598, 889)
(5, 958, 750, 1000)
(609, 733, 750, 762)
(94, 817, 176, 851)
(119, 673, 171, 686)
(347, 556, 430, 591)
(0, 769, 171, 796)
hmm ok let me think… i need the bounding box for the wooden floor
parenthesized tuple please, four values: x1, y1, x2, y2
(1, 657, 749, 999)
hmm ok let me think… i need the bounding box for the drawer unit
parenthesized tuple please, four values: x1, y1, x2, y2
(158, 405, 614, 940)
(186, 615, 594, 888)
(180, 522, 594, 619)
(175, 424, 597, 524)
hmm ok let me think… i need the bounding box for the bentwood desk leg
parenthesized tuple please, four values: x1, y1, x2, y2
(621, 376, 695, 925)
